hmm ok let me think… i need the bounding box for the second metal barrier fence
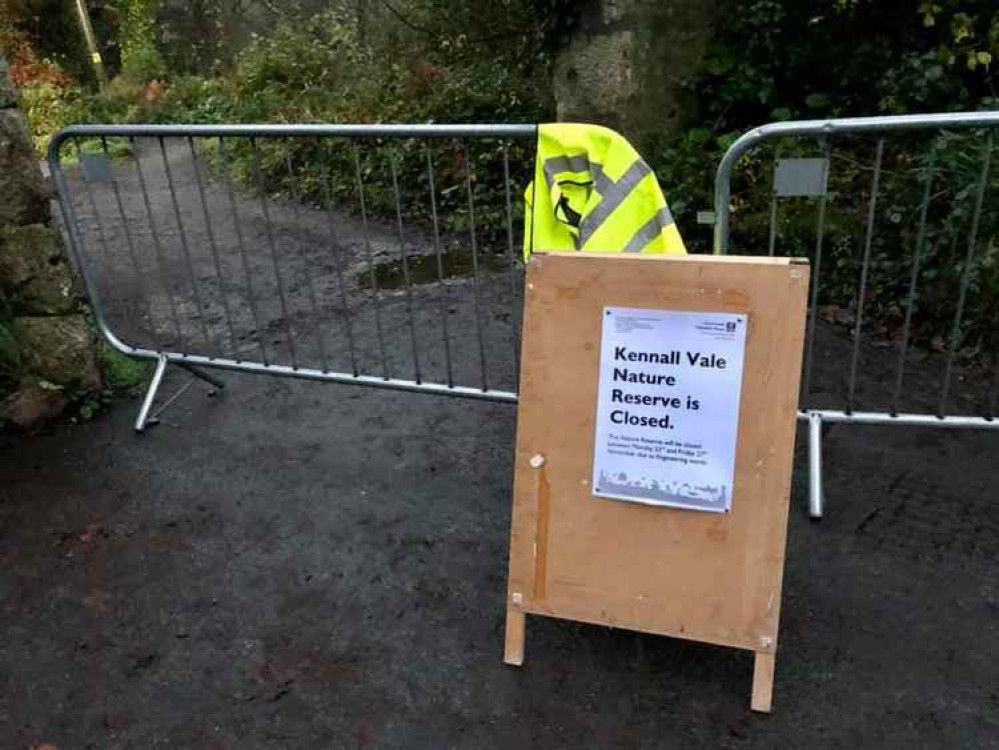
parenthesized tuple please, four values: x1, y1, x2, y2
(714, 111, 999, 517)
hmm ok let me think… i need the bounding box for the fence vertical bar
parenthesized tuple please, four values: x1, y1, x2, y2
(988, 353, 999, 420)
(320, 160, 359, 377)
(131, 136, 185, 351)
(425, 144, 454, 388)
(100, 136, 155, 335)
(218, 137, 268, 365)
(940, 132, 992, 416)
(189, 136, 239, 356)
(283, 150, 329, 372)
(353, 143, 390, 378)
(465, 141, 490, 391)
(251, 137, 298, 370)
(767, 146, 781, 257)
(503, 143, 521, 386)
(892, 146, 936, 415)
(159, 135, 213, 352)
(389, 149, 423, 383)
(846, 137, 885, 413)
(801, 140, 831, 401)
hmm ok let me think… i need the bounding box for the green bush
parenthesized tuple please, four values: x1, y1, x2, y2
(18, 80, 75, 154)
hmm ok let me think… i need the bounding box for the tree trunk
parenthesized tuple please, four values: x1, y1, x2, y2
(552, 0, 716, 150)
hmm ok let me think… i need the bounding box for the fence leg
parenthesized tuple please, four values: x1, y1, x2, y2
(135, 354, 168, 433)
(808, 411, 824, 519)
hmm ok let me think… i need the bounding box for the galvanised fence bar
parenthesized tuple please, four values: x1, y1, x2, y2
(49, 124, 535, 431)
(714, 112, 999, 518)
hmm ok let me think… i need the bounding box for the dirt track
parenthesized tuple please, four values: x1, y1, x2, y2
(0, 141, 997, 748)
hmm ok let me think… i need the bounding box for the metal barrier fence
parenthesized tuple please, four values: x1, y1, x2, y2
(49, 124, 535, 431)
(714, 111, 999, 517)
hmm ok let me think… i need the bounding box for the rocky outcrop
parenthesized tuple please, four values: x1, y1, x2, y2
(0, 224, 78, 315)
(0, 109, 50, 226)
(0, 52, 102, 431)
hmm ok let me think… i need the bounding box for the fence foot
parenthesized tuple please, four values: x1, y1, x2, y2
(134, 356, 227, 433)
(135, 355, 168, 433)
(808, 411, 824, 519)
(177, 362, 226, 395)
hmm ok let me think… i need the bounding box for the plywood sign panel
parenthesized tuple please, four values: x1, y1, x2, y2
(504, 253, 809, 713)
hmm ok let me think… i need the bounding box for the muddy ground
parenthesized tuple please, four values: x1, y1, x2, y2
(1, 139, 997, 748)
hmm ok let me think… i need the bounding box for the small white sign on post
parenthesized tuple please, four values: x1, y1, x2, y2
(592, 307, 748, 512)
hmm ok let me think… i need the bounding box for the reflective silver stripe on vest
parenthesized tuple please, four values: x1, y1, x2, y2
(542, 154, 592, 188)
(541, 153, 664, 250)
(579, 158, 652, 246)
(623, 206, 675, 253)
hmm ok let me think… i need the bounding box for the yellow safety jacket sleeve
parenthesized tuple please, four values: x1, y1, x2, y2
(523, 123, 686, 261)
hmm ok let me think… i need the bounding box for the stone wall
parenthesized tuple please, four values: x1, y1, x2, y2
(0, 54, 102, 430)
(553, 0, 716, 150)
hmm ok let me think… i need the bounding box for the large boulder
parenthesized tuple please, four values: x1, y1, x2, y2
(0, 224, 78, 314)
(11, 314, 102, 391)
(0, 109, 50, 225)
(0, 377, 68, 431)
(0, 55, 17, 109)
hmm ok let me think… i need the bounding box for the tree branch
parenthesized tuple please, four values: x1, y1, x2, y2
(381, 1, 531, 45)
(381, 1, 439, 37)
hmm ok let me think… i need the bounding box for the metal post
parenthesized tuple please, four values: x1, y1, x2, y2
(73, 0, 108, 91)
(808, 411, 824, 519)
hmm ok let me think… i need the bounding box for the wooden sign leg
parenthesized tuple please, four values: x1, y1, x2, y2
(503, 607, 526, 666)
(751, 651, 775, 713)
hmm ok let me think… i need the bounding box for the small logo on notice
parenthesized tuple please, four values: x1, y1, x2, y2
(726, 321, 736, 332)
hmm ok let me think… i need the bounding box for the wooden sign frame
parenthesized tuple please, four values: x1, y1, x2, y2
(503, 253, 809, 712)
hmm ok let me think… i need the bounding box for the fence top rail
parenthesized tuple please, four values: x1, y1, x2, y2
(48, 122, 539, 160)
(714, 109, 999, 252)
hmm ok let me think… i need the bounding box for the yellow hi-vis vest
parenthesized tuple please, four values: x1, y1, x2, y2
(523, 123, 686, 260)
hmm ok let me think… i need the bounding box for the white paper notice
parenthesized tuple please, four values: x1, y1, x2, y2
(592, 307, 748, 512)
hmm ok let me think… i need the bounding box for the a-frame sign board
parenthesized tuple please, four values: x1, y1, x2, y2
(504, 253, 809, 713)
